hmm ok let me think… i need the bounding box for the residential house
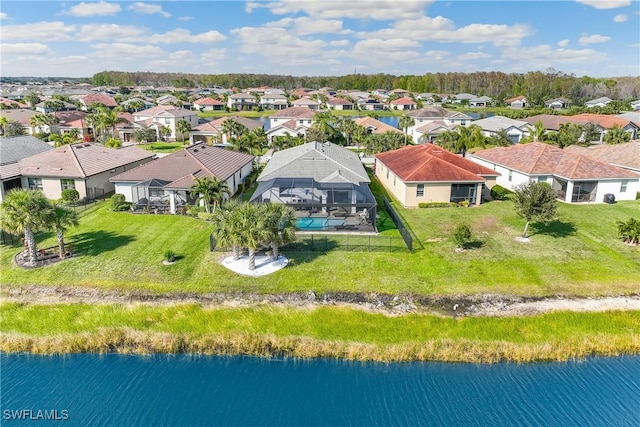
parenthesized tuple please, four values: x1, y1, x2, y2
(630, 100, 640, 110)
(564, 141, 640, 174)
(259, 93, 289, 110)
(0, 109, 38, 135)
(193, 97, 225, 112)
(375, 144, 500, 207)
(405, 107, 472, 143)
(415, 93, 437, 104)
(521, 114, 581, 132)
(52, 111, 93, 141)
(267, 107, 315, 142)
(471, 116, 530, 143)
(249, 141, 377, 230)
(133, 105, 199, 142)
(35, 101, 78, 114)
(358, 98, 386, 111)
(227, 93, 257, 111)
(585, 97, 613, 108)
(189, 116, 263, 145)
(390, 89, 410, 98)
(291, 97, 322, 111)
(544, 98, 570, 110)
(0, 97, 28, 109)
(326, 96, 354, 111)
(353, 117, 402, 135)
(119, 97, 155, 112)
(468, 142, 640, 203)
(453, 93, 476, 104)
(505, 95, 527, 109)
(110, 143, 254, 213)
(17, 143, 154, 201)
(390, 97, 417, 110)
(469, 96, 492, 108)
(564, 113, 639, 140)
(0, 136, 53, 202)
(77, 93, 118, 110)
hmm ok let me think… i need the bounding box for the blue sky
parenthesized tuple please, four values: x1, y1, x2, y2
(0, 0, 638, 78)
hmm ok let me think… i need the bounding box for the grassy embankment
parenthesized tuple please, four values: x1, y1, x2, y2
(2, 303, 639, 363)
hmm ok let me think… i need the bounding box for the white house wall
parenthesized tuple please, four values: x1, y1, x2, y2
(594, 179, 640, 202)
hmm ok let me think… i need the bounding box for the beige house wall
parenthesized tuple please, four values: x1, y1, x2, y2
(375, 160, 408, 205)
(403, 183, 451, 207)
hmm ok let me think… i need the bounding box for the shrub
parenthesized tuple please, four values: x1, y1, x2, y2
(186, 205, 206, 217)
(418, 202, 457, 208)
(164, 250, 176, 262)
(490, 184, 512, 201)
(61, 189, 80, 204)
(452, 223, 472, 249)
(616, 218, 640, 245)
(458, 200, 471, 208)
(110, 194, 131, 212)
(105, 138, 122, 148)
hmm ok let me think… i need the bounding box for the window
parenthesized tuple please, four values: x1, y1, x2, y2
(28, 178, 43, 190)
(537, 176, 548, 183)
(508, 171, 513, 182)
(164, 118, 170, 125)
(60, 179, 75, 191)
(460, 120, 466, 126)
(620, 180, 628, 192)
(416, 184, 424, 197)
(386, 168, 389, 179)
(149, 187, 164, 198)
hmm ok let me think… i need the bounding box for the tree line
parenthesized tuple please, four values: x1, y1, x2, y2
(91, 70, 640, 105)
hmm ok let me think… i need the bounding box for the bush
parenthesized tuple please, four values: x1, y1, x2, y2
(458, 200, 471, 208)
(452, 223, 472, 249)
(164, 250, 176, 262)
(418, 202, 457, 208)
(616, 218, 640, 245)
(186, 205, 206, 217)
(105, 138, 122, 148)
(110, 194, 131, 212)
(61, 189, 80, 204)
(490, 184, 512, 200)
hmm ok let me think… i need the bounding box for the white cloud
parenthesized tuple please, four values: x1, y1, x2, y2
(576, 0, 631, 9)
(613, 14, 628, 22)
(579, 34, 611, 45)
(64, 1, 121, 17)
(178, 16, 194, 21)
(77, 24, 147, 42)
(0, 43, 51, 55)
(501, 45, 607, 65)
(458, 51, 492, 61)
(352, 38, 422, 63)
(557, 39, 570, 47)
(148, 29, 226, 44)
(424, 50, 450, 61)
(128, 2, 171, 18)
(0, 12, 7, 20)
(89, 43, 165, 59)
(266, 17, 352, 35)
(248, 0, 434, 20)
(200, 48, 227, 62)
(47, 55, 90, 65)
(1, 21, 76, 41)
(329, 40, 350, 47)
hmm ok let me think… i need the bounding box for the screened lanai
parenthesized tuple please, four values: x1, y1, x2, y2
(250, 177, 377, 229)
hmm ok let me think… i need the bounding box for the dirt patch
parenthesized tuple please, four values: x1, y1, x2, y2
(2, 285, 639, 317)
(14, 250, 71, 269)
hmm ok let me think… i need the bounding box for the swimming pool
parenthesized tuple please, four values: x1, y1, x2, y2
(296, 217, 345, 230)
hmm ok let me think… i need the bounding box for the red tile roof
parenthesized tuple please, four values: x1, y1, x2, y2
(80, 93, 118, 107)
(471, 142, 639, 179)
(327, 97, 353, 105)
(194, 97, 224, 106)
(270, 106, 315, 119)
(375, 144, 499, 183)
(353, 117, 401, 134)
(564, 113, 633, 129)
(390, 97, 417, 105)
(505, 95, 526, 103)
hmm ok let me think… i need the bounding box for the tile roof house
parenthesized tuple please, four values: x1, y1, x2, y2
(0, 109, 38, 135)
(0, 136, 53, 202)
(544, 98, 570, 110)
(564, 141, 640, 173)
(375, 144, 500, 207)
(469, 96, 492, 108)
(16, 143, 154, 201)
(471, 116, 530, 143)
(77, 93, 118, 110)
(110, 143, 254, 213)
(193, 97, 225, 111)
(132, 105, 199, 142)
(405, 107, 472, 143)
(564, 113, 638, 139)
(390, 97, 417, 110)
(250, 141, 377, 230)
(353, 117, 402, 134)
(291, 97, 322, 111)
(468, 142, 640, 203)
(505, 95, 527, 109)
(227, 93, 257, 110)
(267, 107, 315, 142)
(189, 116, 264, 145)
(259, 93, 289, 110)
(326, 96, 354, 111)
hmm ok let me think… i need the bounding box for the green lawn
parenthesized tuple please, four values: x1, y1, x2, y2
(2, 303, 638, 362)
(1, 194, 639, 295)
(139, 142, 187, 153)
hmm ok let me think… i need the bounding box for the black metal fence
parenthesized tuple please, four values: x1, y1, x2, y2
(383, 197, 413, 252)
(0, 230, 19, 246)
(211, 233, 409, 253)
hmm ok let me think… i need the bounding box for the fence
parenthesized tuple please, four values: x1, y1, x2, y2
(211, 233, 409, 253)
(383, 197, 413, 252)
(0, 230, 19, 246)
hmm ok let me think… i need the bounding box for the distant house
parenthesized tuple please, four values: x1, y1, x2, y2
(390, 97, 417, 110)
(326, 96, 354, 111)
(468, 142, 640, 203)
(17, 143, 154, 201)
(564, 141, 640, 174)
(291, 97, 322, 111)
(471, 116, 530, 143)
(249, 141, 377, 230)
(77, 93, 118, 110)
(521, 114, 580, 132)
(227, 93, 257, 111)
(405, 107, 472, 143)
(259, 93, 289, 110)
(505, 95, 527, 109)
(190, 116, 263, 145)
(353, 117, 402, 135)
(585, 97, 613, 108)
(0, 136, 53, 202)
(52, 111, 93, 140)
(453, 93, 476, 104)
(269, 106, 315, 130)
(0, 109, 38, 135)
(118, 98, 155, 112)
(133, 105, 199, 142)
(0, 97, 28, 109)
(469, 96, 492, 108)
(193, 97, 225, 112)
(564, 113, 639, 140)
(358, 98, 386, 111)
(544, 98, 570, 110)
(630, 100, 640, 110)
(375, 144, 500, 207)
(110, 143, 254, 213)
(35, 101, 78, 114)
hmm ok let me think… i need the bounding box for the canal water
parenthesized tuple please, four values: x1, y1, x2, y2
(2, 354, 638, 426)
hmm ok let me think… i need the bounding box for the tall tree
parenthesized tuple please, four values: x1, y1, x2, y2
(337, 117, 357, 147)
(488, 128, 513, 147)
(47, 201, 79, 259)
(0, 116, 8, 136)
(604, 124, 631, 145)
(235, 202, 268, 271)
(512, 182, 558, 239)
(309, 110, 336, 143)
(190, 176, 230, 214)
(261, 203, 296, 261)
(398, 115, 415, 146)
(524, 120, 547, 143)
(175, 119, 192, 144)
(0, 189, 52, 266)
(210, 200, 243, 260)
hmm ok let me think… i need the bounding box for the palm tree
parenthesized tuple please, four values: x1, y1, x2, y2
(0, 116, 8, 135)
(605, 124, 631, 145)
(210, 200, 243, 260)
(261, 203, 296, 261)
(29, 114, 49, 135)
(175, 119, 192, 144)
(161, 126, 172, 141)
(310, 110, 336, 143)
(337, 118, 357, 147)
(190, 176, 230, 214)
(398, 115, 415, 145)
(524, 120, 547, 143)
(488, 129, 513, 147)
(47, 201, 79, 259)
(235, 202, 267, 271)
(353, 124, 368, 154)
(0, 189, 52, 266)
